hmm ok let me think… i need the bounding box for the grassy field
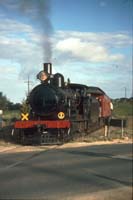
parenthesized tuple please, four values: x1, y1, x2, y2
(1, 100, 133, 128)
(1, 110, 20, 126)
(2, 101, 133, 119)
(0, 100, 132, 143)
(2, 110, 20, 119)
(112, 100, 133, 118)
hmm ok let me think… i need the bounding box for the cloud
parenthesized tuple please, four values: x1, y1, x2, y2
(0, 18, 131, 72)
(55, 30, 132, 47)
(0, 18, 44, 78)
(0, 0, 53, 62)
(55, 37, 124, 63)
(54, 30, 132, 65)
(0, 17, 132, 102)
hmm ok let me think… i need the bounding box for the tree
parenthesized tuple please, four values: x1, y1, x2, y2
(20, 98, 31, 113)
(0, 92, 21, 111)
(0, 93, 9, 110)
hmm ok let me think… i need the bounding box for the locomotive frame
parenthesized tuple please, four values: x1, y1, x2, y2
(14, 63, 112, 144)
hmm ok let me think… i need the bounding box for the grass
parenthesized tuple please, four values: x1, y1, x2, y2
(1, 100, 133, 131)
(0, 101, 132, 143)
(1, 101, 133, 121)
(2, 110, 20, 125)
(112, 101, 133, 118)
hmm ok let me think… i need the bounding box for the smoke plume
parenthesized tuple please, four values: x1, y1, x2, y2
(18, 0, 53, 62)
(19, 0, 53, 62)
(0, 0, 53, 62)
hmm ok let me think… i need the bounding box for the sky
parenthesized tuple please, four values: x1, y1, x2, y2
(0, 0, 132, 103)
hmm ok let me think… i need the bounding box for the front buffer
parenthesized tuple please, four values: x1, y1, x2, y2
(14, 119, 71, 145)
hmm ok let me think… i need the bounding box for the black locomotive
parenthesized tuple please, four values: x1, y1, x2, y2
(14, 63, 111, 144)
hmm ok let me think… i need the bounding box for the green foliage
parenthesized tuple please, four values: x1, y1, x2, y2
(2, 99, 31, 123)
(2, 110, 20, 121)
(20, 99, 31, 113)
(0, 92, 21, 111)
(7, 102, 21, 110)
(112, 100, 133, 117)
(0, 93, 9, 110)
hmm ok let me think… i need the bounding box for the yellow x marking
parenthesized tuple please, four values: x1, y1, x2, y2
(58, 112, 65, 119)
(21, 113, 29, 121)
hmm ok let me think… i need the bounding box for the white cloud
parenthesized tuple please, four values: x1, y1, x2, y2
(0, 18, 131, 68)
(55, 30, 132, 47)
(0, 17, 132, 102)
(54, 31, 131, 64)
(56, 37, 123, 62)
(0, 65, 17, 74)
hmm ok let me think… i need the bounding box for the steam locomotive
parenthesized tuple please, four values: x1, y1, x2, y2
(14, 63, 112, 144)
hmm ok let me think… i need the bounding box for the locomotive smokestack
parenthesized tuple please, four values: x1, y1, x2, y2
(43, 63, 52, 75)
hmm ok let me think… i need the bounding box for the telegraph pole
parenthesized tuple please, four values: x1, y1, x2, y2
(25, 75, 32, 95)
(124, 87, 127, 98)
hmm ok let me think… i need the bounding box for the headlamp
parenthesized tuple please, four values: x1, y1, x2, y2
(37, 71, 49, 82)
